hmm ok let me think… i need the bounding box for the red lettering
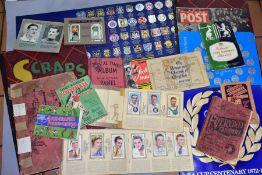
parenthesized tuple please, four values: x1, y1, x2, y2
(179, 10, 209, 24)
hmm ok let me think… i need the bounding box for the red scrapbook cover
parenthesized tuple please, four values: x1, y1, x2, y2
(196, 96, 252, 164)
(10, 72, 76, 175)
(88, 58, 126, 88)
(2, 44, 88, 86)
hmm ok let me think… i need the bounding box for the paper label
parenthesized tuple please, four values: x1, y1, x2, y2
(13, 103, 26, 117)
(17, 136, 32, 154)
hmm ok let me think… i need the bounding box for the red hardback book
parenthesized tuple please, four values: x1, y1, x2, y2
(88, 58, 126, 88)
(196, 96, 252, 164)
(9, 72, 76, 175)
(2, 44, 88, 86)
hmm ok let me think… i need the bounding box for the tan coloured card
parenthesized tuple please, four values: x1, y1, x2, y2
(220, 81, 259, 124)
(64, 18, 106, 45)
(122, 89, 184, 132)
(90, 88, 124, 128)
(61, 128, 194, 175)
(147, 51, 210, 91)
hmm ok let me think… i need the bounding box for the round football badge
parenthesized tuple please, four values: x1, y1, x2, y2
(145, 2, 153, 10)
(108, 20, 117, 29)
(165, 0, 173, 8)
(138, 16, 147, 25)
(128, 18, 137, 27)
(154, 1, 164, 10)
(164, 40, 173, 48)
(109, 34, 120, 42)
(135, 3, 144, 11)
(158, 14, 167, 22)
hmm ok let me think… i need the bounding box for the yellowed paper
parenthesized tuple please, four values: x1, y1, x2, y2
(61, 128, 194, 175)
(147, 51, 210, 91)
(122, 89, 184, 132)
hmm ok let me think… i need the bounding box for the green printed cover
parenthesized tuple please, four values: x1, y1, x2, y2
(34, 105, 80, 139)
(199, 21, 245, 70)
(56, 76, 107, 127)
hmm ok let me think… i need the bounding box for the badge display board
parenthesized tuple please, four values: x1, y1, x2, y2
(179, 31, 262, 87)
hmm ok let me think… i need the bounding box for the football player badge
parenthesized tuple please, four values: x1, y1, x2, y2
(116, 6, 124, 14)
(103, 49, 111, 57)
(126, 5, 134, 13)
(143, 43, 153, 52)
(158, 14, 167, 22)
(123, 46, 131, 55)
(145, 2, 153, 10)
(113, 47, 121, 56)
(96, 9, 105, 17)
(128, 18, 137, 27)
(134, 44, 143, 53)
(138, 16, 147, 25)
(135, 3, 144, 11)
(160, 27, 170, 35)
(120, 32, 129, 40)
(130, 31, 140, 40)
(164, 40, 173, 48)
(151, 28, 161, 37)
(168, 12, 174, 20)
(106, 7, 115, 15)
(109, 34, 120, 42)
(154, 1, 164, 10)
(118, 18, 128, 28)
(165, 0, 173, 8)
(148, 15, 157, 23)
(108, 20, 117, 29)
(141, 29, 150, 39)
(87, 10, 95, 18)
(93, 50, 101, 58)
(154, 41, 162, 50)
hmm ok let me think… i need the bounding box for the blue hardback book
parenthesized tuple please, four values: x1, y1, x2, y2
(181, 85, 262, 175)
(179, 31, 262, 87)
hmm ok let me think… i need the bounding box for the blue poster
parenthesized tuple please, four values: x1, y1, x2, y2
(179, 31, 262, 87)
(181, 86, 262, 175)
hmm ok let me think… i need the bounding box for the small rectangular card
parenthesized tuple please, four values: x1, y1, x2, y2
(88, 58, 126, 88)
(196, 96, 252, 165)
(147, 51, 210, 91)
(220, 82, 259, 124)
(61, 128, 194, 175)
(33, 105, 81, 139)
(199, 21, 245, 70)
(124, 58, 152, 89)
(13, 103, 26, 117)
(64, 17, 106, 45)
(56, 76, 107, 127)
(122, 89, 184, 132)
(15, 19, 64, 53)
(17, 136, 32, 154)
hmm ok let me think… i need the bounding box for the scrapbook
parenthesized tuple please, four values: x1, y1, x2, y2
(9, 72, 76, 175)
(147, 51, 210, 91)
(61, 128, 194, 175)
(88, 58, 126, 88)
(196, 96, 252, 165)
(56, 76, 107, 127)
(1, 44, 88, 86)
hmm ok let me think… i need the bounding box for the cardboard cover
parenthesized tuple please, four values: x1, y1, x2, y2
(9, 72, 76, 175)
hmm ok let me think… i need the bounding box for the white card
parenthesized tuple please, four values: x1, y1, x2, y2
(13, 103, 26, 117)
(17, 137, 32, 154)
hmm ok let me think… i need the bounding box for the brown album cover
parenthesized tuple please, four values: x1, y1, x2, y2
(10, 72, 76, 175)
(220, 82, 258, 124)
(196, 96, 252, 165)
